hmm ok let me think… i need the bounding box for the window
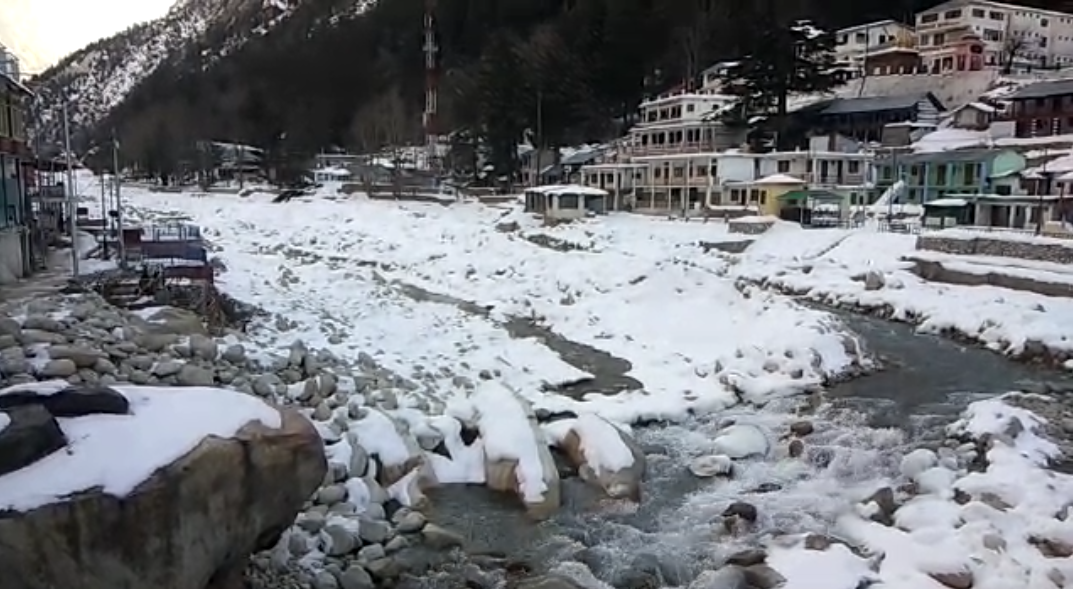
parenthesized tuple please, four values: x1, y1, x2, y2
(995, 184, 1012, 196)
(944, 9, 962, 19)
(989, 11, 1004, 19)
(855, 32, 867, 43)
(881, 165, 893, 180)
(936, 163, 947, 184)
(984, 29, 1002, 41)
(749, 189, 763, 202)
(837, 34, 848, 45)
(910, 164, 923, 177)
(933, 33, 945, 45)
(673, 166, 684, 178)
(1041, 18, 1049, 26)
(972, 8, 985, 17)
(686, 104, 695, 112)
(963, 162, 980, 184)
(654, 168, 662, 179)
(777, 160, 790, 173)
(921, 13, 939, 23)
(907, 189, 919, 202)
(558, 193, 580, 209)
(848, 160, 860, 174)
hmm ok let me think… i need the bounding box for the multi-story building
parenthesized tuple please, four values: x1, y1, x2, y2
(1005, 78, 1073, 138)
(915, 0, 1073, 72)
(0, 63, 32, 283)
(872, 148, 1027, 204)
(834, 20, 918, 74)
(583, 140, 873, 216)
(617, 89, 742, 158)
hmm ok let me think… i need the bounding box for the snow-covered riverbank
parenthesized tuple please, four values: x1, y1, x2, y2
(77, 183, 1073, 588)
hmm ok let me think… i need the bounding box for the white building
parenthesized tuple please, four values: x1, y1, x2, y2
(0, 44, 20, 80)
(583, 142, 873, 216)
(915, 0, 1073, 71)
(618, 90, 740, 158)
(834, 20, 917, 73)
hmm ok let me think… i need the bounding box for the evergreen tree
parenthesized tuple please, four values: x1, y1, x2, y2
(717, 1, 840, 149)
(472, 33, 531, 186)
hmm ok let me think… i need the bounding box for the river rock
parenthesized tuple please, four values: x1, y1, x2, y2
(0, 383, 130, 417)
(0, 404, 327, 589)
(340, 565, 375, 589)
(689, 567, 749, 589)
(358, 518, 392, 544)
(420, 523, 464, 550)
(516, 575, 588, 589)
(325, 523, 360, 556)
(177, 364, 215, 387)
(712, 424, 770, 459)
(394, 509, 427, 533)
(689, 454, 733, 478)
(0, 405, 67, 477)
(47, 345, 104, 368)
(39, 359, 77, 379)
(556, 414, 646, 500)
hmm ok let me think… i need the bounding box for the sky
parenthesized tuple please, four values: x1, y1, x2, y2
(0, 0, 174, 75)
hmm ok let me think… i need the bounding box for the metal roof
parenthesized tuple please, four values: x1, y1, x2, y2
(1006, 79, 1073, 100)
(821, 93, 937, 116)
(875, 148, 1001, 165)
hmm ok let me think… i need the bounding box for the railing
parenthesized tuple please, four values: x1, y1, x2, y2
(619, 143, 713, 157)
(804, 172, 868, 186)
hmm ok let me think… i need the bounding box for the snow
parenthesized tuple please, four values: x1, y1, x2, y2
(120, 189, 863, 425)
(350, 408, 413, 467)
(925, 197, 969, 207)
(0, 383, 281, 512)
(754, 173, 806, 185)
(766, 395, 1073, 589)
(543, 413, 636, 472)
(734, 226, 1073, 360)
(469, 383, 549, 502)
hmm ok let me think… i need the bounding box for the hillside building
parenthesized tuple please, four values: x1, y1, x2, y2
(916, 0, 1073, 72)
(834, 20, 918, 75)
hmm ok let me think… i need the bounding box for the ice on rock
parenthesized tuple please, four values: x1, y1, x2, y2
(915, 466, 958, 496)
(712, 424, 770, 459)
(899, 448, 938, 480)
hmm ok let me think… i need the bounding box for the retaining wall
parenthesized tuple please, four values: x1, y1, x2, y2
(916, 234, 1073, 264)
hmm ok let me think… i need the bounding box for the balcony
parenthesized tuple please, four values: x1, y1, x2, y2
(621, 142, 713, 157)
(804, 172, 868, 186)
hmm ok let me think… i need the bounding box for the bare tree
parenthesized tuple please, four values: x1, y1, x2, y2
(350, 87, 411, 196)
(1000, 29, 1034, 74)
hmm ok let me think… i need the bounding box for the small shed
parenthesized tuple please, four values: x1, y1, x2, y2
(312, 167, 352, 183)
(922, 197, 971, 229)
(778, 189, 845, 227)
(524, 184, 608, 220)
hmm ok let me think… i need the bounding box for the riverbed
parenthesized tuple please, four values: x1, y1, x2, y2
(422, 310, 1073, 588)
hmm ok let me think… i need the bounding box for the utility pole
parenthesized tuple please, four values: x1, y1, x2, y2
(100, 163, 108, 259)
(112, 131, 124, 267)
(62, 102, 79, 277)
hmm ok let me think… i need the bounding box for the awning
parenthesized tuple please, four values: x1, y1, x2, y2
(778, 190, 844, 204)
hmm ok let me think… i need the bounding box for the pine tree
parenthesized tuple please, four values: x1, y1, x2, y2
(718, 0, 841, 149)
(473, 33, 531, 186)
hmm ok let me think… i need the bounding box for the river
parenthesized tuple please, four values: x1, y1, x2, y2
(421, 310, 1073, 588)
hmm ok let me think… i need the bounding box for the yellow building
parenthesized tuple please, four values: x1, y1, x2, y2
(724, 173, 806, 217)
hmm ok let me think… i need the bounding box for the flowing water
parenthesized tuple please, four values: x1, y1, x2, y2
(423, 311, 1073, 587)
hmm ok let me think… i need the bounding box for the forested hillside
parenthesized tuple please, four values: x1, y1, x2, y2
(47, 0, 1073, 175)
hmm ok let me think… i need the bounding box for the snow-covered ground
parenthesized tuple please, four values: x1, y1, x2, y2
(732, 222, 1073, 363)
(95, 183, 1073, 588)
(121, 189, 864, 422)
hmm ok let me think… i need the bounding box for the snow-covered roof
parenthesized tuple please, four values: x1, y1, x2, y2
(526, 184, 608, 196)
(754, 174, 806, 185)
(313, 166, 351, 177)
(925, 198, 969, 207)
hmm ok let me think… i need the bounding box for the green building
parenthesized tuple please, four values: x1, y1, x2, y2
(873, 149, 1026, 204)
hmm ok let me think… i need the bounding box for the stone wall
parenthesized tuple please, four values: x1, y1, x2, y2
(728, 220, 774, 235)
(909, 257, 1073, 299)
(916, 234, 1073, 264)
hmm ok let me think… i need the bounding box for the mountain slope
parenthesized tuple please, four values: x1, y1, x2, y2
(28, 0, 304, 152)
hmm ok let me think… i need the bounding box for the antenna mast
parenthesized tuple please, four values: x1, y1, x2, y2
(423, 0, 439, 173)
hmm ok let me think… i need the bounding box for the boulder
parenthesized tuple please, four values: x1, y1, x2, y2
(0, 405, 67, 477)
(479, 389, 561, 520)
(555, 414, 646, 501)
(0, 384, 130, 417)
(0, 407, 327, 589)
